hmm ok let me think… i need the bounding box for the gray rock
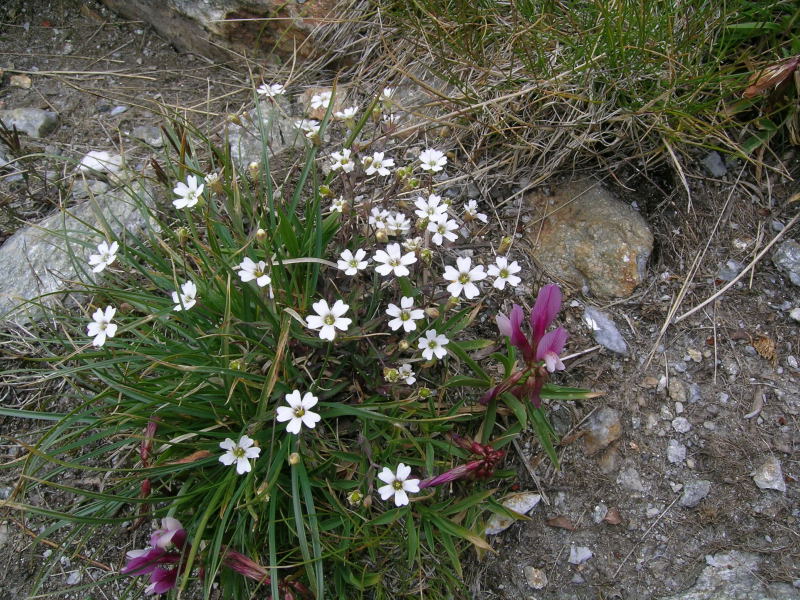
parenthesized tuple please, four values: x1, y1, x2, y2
(717, 260, 742, 282)
(0, 183, 156, 323)
(790, 308, 800, 323)
(527, 179, 653, 298)
(680, 480, 711, 508)
(617, 464, 645, 493)
(0, 108, 59, 138)
(702, 151, 727, 177)
(583, 407, 622, 455)
(753, 457, 786, 493)
(71, 178, 110, 199)
(131, 125, 164, 147)
(568, 546, 593, 565)
(225, 100, 305, 171)
(672, 417, 692, 434)
(667, 439, 687, 464)
(773, 240, 800, 286)
(0, 143, 10, 169)
(662, 551, 800, 600)
(584, 306, 627, 354)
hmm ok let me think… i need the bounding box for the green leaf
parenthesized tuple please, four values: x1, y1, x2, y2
(539, 383, 600, 401)
(443, 375, 490, 389)
(406, 511, 419, 567)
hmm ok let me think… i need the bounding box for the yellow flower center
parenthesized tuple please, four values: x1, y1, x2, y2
(324, 314, 336, 326)
(392, 480, 403, 490)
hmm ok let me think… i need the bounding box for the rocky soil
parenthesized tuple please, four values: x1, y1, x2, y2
(1, 1, 798, 599)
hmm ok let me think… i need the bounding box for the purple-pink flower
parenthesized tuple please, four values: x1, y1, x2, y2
(121, 517, 186, 595)
(496, 284, 568, 369)
(484, 284, 569, 408)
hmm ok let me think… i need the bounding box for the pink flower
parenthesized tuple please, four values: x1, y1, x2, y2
(496, 284, 567, 368)
(121, 518, 186, 595)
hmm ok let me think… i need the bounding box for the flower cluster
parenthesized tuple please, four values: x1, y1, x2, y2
(122, 518, 187, 595)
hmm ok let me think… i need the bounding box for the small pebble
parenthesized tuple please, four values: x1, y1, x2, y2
(523, 566, 547, 590)
(675, 401, 684, 414)
(568, 546, 593, 565)
(790, 308, 800, 323)
(109, 105, 129, 116)
(667, 440, 687, 464)
(672, 417, 691, 433)
(753, 457, 787, 492)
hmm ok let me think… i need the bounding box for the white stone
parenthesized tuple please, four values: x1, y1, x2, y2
(568, 546, 593, 565)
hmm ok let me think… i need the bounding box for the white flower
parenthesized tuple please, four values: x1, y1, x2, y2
(487, 256, 522, 290)
(330, 148, 355, 173)
(414, 194, 448, 221)
(276, 390, 321, 434)
(464, 199, 488, 223)
(443, 257, 487, 299)
(380, 87, 396, 102)
(337, 248, 369, 276)
(418, 148, 447, 172)
(88, 240, 118, 273)
(377, 463, 420, 507)
(173, 175, 204, 209)
(78, 150, 122, 174)
(369, 206, 390, 230)
(427, 214, 459, 246)
(373, 243, 417, 277)
(386, 212, 411, 236)
(257, 83, 285, 97)
(386, 296, 424, 332)
(306, 299, 352, 341)
(294, 119, 320, 138)
(310, 91, 333, 110)
(334, 106, 358, 120)
(87, 306, 118, 347)
(398, 363, 416, 385)
(237, 257, 271, 287)
(329, 196, 346, 213)
(383, 113, 402, 127)
(418, 329, 449, 360)
(402, 237, 423, 252)
(204, 172, 220, 185)
(172, 280, 197, 311)
(362, 152, 394, 176)
(219, 435, 261, 475)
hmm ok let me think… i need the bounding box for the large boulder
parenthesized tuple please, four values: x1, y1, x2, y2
(526, 179, 653, 298)
(99, 0, 350, 62)
(0, 183, 155, 323)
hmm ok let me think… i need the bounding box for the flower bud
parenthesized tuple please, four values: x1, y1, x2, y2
(255, 228, 268, 242)
(497, 235, 513, 254)
(375, 228, 389, 243)
(288, 452, 301, 466)
(407, 177, 420, 190)
(204, 172, 223, 194)
(420, 248, 433, 265)
(227, 113, 243, 126)
(346, 490, 363, 506)
(383, 367, 400, 383)
(445, 296, 460, 311)
(398, 340, 410, 351)
(228, 358, 245, 371)
(418, 387, 432, 399)
(362, 494, 373, 508)
(424, 307, 439, 319)
(248, 161, 260, 179)
(319, 184, 333, 198)
(176, 226, 189, 245)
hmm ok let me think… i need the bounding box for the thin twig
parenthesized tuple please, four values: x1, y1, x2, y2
(612, 493, 681, 578)
(675, 212, 800, 323)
